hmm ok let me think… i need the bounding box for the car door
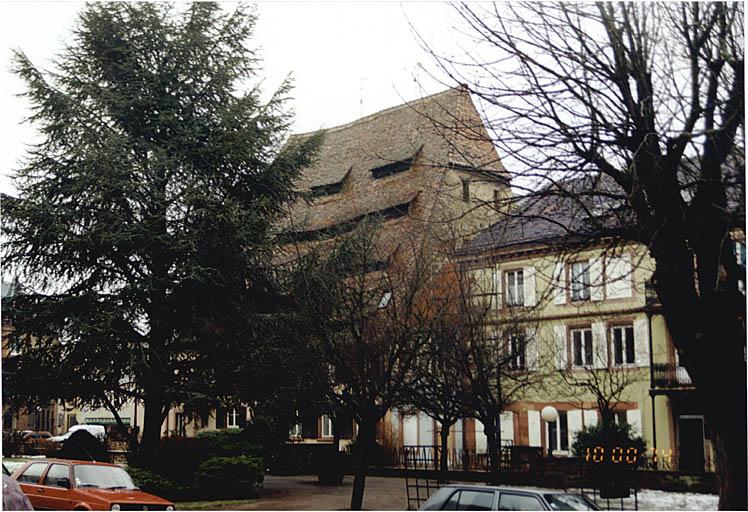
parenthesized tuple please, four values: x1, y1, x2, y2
(38, 463, 75, 510)
(15, 462, 49, 509)
(498, 492, 548, 511)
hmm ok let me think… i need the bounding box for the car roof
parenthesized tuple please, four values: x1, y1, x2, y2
(440, 484, 573, 494)
(20, 459, 121, 468)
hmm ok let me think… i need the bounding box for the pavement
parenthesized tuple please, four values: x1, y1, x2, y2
(234, 475, 409, 510)
(185, 474, 719, 511)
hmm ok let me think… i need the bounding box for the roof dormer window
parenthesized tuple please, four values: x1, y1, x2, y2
(371, 159, 412, 179)
(310, 181, 343, 198)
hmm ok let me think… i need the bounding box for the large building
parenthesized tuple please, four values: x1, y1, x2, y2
(449, 174, 726, 472)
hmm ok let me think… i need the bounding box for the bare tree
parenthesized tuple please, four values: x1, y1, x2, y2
(286, 217, 439, 510)
(415, 2, 745, 506)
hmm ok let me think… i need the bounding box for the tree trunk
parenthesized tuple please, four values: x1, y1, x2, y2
(484, 414, 500, 477)
(350, 420, 376, 511)
(138, 393, 165, 467)
(714, 416, 747, 510)
(439, 421, 452, 482)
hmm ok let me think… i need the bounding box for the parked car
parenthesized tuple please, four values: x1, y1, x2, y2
(12, 458, 175, 511)
(419, 485, 600, 511)
(19, 430, 53, 455)
(49, 424, 106, 443)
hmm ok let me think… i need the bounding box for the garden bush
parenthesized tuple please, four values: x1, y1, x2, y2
(195, 455, 264, 499)
(196, 429, 259, 458)
(571, 421, 646, 466)
(312, 449, 349, 485)
(58, 430, 109, 462)
(128, 467, 194, 501)
(152, 436, 212, 482)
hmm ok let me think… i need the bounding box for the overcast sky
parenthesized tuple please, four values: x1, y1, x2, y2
(0, 2, 465, 196)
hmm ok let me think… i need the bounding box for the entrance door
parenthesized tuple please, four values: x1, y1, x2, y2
(678, 416, 705, 472)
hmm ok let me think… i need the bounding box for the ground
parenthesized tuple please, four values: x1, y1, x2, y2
(2, 458, 720, 511)
(177, 475, 719, 511)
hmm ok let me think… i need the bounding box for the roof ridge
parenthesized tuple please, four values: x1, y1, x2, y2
(290, 87, 463, 139)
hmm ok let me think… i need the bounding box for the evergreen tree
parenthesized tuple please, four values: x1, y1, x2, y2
(2, 2, 319, 463)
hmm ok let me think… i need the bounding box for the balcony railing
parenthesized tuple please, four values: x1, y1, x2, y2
(652, 363, 693, 388)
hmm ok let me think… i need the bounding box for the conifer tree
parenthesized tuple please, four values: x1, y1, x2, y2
(2, 2, 319, 463)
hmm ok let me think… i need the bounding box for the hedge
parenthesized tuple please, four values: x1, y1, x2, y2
(195, 456, 264, 499)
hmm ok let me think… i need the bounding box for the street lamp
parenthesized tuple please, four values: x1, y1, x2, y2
(541, 406, 558, 458)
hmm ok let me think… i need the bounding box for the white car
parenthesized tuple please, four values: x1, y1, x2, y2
(49, 424, 106, 443)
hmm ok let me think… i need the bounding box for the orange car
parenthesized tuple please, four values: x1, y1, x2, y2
(11, 459, 175, 511)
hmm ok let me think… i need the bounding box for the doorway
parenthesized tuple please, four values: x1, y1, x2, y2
(678, 415, 705, 472)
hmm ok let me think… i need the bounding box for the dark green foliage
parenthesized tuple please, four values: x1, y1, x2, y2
(2, 1, 321, 462)
(128, 467, 194, 502)
(571, 422, 646, 466)
(152, 437, 212, 483)
(196, 429, 260, 458)
(195, 456, 264, 499)
(312, 449, 349, 485)
(2, 431, 24, 457)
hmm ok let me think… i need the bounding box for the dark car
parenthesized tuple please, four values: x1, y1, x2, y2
(419, 485, 600, 511)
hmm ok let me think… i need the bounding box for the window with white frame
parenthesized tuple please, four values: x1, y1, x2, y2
(571, 328, 593, 367)
(289, 410, 302, 438)
(611, 325, 635, 365)
(508, 333, 526, 370)
(226, 408, 240, 428)
(378, 291, 392, 309)
(506, 270, 525, 307)
(570, 261, 591, 301)
(547, 410, 569, 452)
(321, 415, 333, 438)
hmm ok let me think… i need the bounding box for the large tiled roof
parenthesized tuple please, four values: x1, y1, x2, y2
(283, 87, 505, 237)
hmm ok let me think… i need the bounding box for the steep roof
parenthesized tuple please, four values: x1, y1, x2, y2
(284, 87, 505, 236)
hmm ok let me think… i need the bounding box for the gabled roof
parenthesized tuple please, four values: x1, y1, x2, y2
(284, 87, 506, 237)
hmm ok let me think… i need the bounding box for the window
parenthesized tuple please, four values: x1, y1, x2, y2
(44, 464, 70, 488)
(456, 490, 495, 510)
(462, 180, 470, 202)
(506, 270, 524, 307)
(18, 463, 47, 484)
(371, 159, 412, 179)
(378, 291, 392, 308)
(226, 408, 240, 428)
(547, 411, 569, 453)
(570, 261, 591, 301)
(289, 422, 302, 438)
(493, 189, 501, 208)
(175, 412, 186, 436)
(441, 490, 495, 511)
(614, 411, 627, 426)
(508, 334, 526, 371)
(571, 328, 593, 367)
(310, 181, 343, 198)
(321, 415, 333, 438)
(612, 325, 635, 365)
(499, 493, 545, 511)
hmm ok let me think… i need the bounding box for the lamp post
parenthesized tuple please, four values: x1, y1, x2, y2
(541, 406, 559, 459)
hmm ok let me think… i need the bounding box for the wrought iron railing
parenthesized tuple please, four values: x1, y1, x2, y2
(651, 363, 693, 388)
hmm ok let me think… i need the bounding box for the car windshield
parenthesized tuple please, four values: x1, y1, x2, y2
(545, 493, 598, 510)
(73, 465, 136, 490)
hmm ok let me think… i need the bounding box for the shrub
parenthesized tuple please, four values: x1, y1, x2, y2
(128, 467, 194, 501)
(195, 455, 264, 499)
(196, 429, 259, 458)
(152, 437, 211, 482)
(2, 431, 24, 457)
(346, 439, 390, 467)
(313, 450, 349, 485)
(571, 421, 646, 466)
